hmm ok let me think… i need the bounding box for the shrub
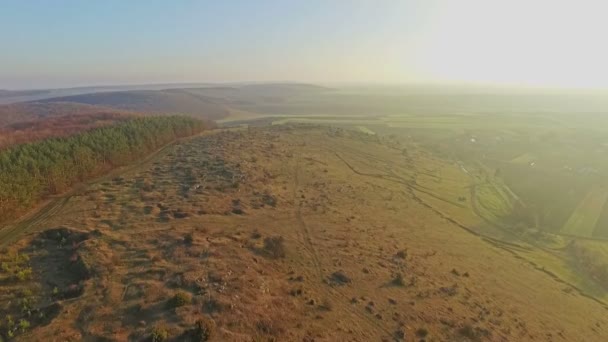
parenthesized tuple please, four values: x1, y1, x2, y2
(263, 236, 286, 259)
(395, 249, 408, 259)
(261, 193, 277, 207)
(327, 271, 351, 286)
(18, 319, 30, 333)
(416, 327, 428, 338)
(151, 326, 168, 342)
(251, 229, 262, 239)
(457, 324, 489, 341)
(184, 233, 194, 245)
(392, 272, 405, 286)
(169, 291, 191, 308)
(256, 318, 282, 336)
(16, 268, 32, 281)
(191, 317, 215, 341)
(5, 315, 14, 328)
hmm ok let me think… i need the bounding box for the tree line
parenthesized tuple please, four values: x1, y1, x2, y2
(0, 116, 210, 221)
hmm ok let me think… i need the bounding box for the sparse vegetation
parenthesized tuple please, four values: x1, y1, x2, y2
(263, 236, 286, 259)
(457, 324, 490, 341)
(16, 268, 32, 281)
(190, 317, 215, 341)
(395, 249, 408, 259)
(392, 272, 406, 286)
(184, 232, 194, 245)
(0, 123, 606, 342)
(251, 229, 262, 239)
(202, 297, 224, 314)
(327, 271, 351, 286)
(151, 326, 168, 342)
(0, 253, 33, 282)
(18, 319, 30, 333)
(261, 193, 277, 207)
(168, 291, 191, 308)
(416, 327, 429, 338)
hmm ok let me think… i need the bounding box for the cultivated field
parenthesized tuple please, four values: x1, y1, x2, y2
(561, 187, 608, 238)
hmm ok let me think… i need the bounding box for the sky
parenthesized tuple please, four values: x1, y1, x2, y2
(1, 0, 608, 89)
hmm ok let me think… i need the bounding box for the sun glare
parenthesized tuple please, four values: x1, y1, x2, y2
(412, 0, 608, 88)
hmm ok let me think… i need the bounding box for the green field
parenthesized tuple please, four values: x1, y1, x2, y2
(510, 152, 536, 165)
(561, 187, 608, 238)
(356, 125, 375, 135)
(264, 111, 608, 243)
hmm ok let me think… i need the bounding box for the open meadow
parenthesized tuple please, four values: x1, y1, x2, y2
(2, 124, 608, 341)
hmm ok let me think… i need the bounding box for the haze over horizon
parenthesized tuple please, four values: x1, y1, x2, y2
(2, 0, 608, 90)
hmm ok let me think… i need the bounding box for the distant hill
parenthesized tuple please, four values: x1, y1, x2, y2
(178, 83, 330, 104)
(0, 112, 134, 149)
(33, 83, 330, 120)
(0, 101, 134, 128)
(0, 89, 50, 98)
(0, 83, 330, 129)
(0, 102, 137, 148)
(37, 89, 229, 120)
(0, 83, 218, 104)
(0, 82, 330, 129)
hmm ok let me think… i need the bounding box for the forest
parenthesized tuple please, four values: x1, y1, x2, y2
(0, 115, 210, 221)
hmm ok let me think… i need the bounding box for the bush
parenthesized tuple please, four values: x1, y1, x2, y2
(261, 193, 277, 207)
(327, 271, 351, 286)
(416, 327, 428, 338)
(18, 319, 30, 333)
(457, 324, 489, 341)
(392, 272, 405, 286)
(168, 291, 191, 308)
(263, 236, 286, 259)
(191, 317, 215, 341)
(151, 326, 168, 342)
(16, 268, 33, 281)
(184, 233, 194, 245)
(251, 229, 262, 239)
(395, 249, 408, 259)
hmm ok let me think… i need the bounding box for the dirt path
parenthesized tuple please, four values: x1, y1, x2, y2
(290, 151, 398, 340)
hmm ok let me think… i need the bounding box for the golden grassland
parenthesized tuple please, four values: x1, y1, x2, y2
(1, 126, 608, 341)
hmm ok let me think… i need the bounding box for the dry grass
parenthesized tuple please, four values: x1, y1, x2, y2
(1, 126, 607, 341)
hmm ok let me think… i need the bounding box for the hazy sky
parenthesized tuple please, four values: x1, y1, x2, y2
(2, 0, 607, 89)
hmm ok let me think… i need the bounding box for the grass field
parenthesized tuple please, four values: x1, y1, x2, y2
(266, 113, 608, 238)
(5, 101, 608, 340)
(510, 152, 536, 165)
(356, 125, 375, 135)
(561, 187, 608, 238)
(3, 125, 608, 341)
